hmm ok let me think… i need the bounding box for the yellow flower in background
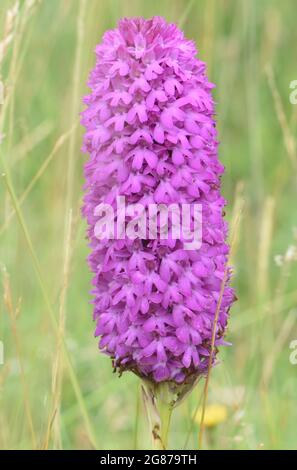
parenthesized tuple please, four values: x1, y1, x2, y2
(195, 404, 228, 428)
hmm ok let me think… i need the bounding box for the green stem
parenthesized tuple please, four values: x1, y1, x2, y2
(142, 381, 173, 450)
(157, 384, 173, 449)
(141, 374, 201, 450)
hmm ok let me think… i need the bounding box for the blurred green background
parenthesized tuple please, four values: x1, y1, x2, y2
(0, 0, 297, 450)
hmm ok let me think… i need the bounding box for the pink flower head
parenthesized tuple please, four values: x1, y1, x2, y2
(82, 17, 235, 384)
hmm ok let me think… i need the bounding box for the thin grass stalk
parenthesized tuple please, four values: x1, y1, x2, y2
(1, 166, 98, 449)
(198, 194, 243, 448)
(65, 0, 86, 214)
(0, 124, 76, 236)
(2, 268, 37, 448)
(43, 209, 73, 449)
(178, 0, 196, 28)
(142, 381, 173, 450)
(266, 66, 297, 173)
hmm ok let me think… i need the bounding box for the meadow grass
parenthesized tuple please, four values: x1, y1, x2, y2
(0, 0, 297, 450)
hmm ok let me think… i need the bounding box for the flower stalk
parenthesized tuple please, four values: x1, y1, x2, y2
(142, 380, 173, 450)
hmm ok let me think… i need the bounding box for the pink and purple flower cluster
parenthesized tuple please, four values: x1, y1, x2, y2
(82, 17, 235, 383)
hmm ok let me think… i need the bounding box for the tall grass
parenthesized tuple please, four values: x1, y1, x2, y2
(0, 0, 297, 450)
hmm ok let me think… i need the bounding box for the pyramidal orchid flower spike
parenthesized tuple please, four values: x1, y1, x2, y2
(82, 16, 235, 449)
